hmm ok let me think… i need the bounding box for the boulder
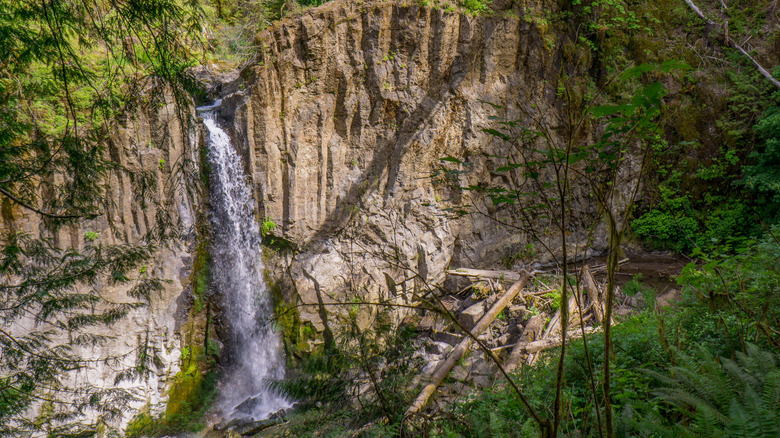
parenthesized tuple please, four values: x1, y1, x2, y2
(459, 302, 485, 329)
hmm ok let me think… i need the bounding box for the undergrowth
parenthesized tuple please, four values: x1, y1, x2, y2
(428, 227, 780, 437)
(267, 309, 424, 436)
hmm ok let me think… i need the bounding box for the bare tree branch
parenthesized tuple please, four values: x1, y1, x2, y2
(684, 0, 780, 89)
(0, 186, 95, 220)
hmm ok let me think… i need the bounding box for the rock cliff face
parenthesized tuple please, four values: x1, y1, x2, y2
(0, 89, 202, 426)
(1, 0, 632, 426)
(221, 0, 611, 331)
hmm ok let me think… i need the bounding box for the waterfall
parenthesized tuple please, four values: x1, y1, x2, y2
(201, 109, 291, 420)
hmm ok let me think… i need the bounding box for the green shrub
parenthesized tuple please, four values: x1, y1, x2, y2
(743, 104, 780, 222)
(632, 207, 698, 252)
(270, 312, 423, 435)
(430, 230, 780, 437)
(261, 216, 277, 237)
(459, 0, 491, 15)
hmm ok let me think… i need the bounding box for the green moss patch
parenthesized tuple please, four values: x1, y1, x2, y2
(127, 240, 219, 437)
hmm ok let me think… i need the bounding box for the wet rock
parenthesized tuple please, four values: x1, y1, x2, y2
(232, 396, 263, 418)
(235, 414, 285, 436)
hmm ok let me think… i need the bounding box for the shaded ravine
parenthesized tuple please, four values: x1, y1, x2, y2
(201, 107, 291, 420)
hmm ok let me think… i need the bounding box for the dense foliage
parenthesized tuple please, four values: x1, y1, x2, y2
(0, 0, 202, 434)
(269, 308, 424, 436)
(433, 227, 780, 438)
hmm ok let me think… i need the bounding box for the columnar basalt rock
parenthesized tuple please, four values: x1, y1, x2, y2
(221, 0, 617, 333)
(1, 0, 643, 426)
(0, 91, 201, 428)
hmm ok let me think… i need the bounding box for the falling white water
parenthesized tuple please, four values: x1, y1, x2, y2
(201, 110, 291, 420)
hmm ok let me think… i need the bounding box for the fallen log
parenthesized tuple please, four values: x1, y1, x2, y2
(406, 272, 530, 416)
(582, 265, 604, 324)
(446, 268, 522, 282)
(505, 338, 531, 373)
(539, 290, 579, 340)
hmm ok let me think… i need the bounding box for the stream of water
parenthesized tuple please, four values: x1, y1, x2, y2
(201, 109, 291, 421)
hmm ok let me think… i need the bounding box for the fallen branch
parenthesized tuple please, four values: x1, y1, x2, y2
(588, 258, 629, 273)
(446, 268, 522, 282)
(406, 273, 530, 415)
(684, 0, 780, 89)
(523, 327, 601, 354)
(506, 325, 602, 372)
(582, 265, 604, 324)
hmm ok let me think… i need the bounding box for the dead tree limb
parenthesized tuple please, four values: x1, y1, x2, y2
(684, 0, 780, 89)
(540, 291, 579, 340)
(523, 327, 600, 354)
(406, 273, 530, 415)
(582, 266, 604, 323)
(589, 258, 629, 273)
(446, 268, 522, 282)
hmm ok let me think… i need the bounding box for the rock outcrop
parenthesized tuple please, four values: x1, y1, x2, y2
(0, 88, 202, 428)
(220, 0, 617, 332)
(1, 0, 644, 427)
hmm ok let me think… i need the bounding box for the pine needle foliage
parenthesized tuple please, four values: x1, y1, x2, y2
(0, 0, 203, 434)
(0, 234, 168, 435)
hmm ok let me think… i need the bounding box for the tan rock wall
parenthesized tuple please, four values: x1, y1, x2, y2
(0, 91, 201, 428)
(222, 1, 616, 330)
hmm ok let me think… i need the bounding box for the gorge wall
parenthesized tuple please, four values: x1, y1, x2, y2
(1, 0, 628, 429)
(221, 0, 612, 334)
(0, 88, 203, 428)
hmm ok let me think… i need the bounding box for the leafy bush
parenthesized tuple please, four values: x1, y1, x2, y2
(262, 216, 277, 236)
(743, 104, 780, 222)
(270, 312, 423, 435)
(632, 207, 699, 253)
(632, 191, 757, 255)
(677, 226, 780, 347)
(459, 0, 491, 15)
